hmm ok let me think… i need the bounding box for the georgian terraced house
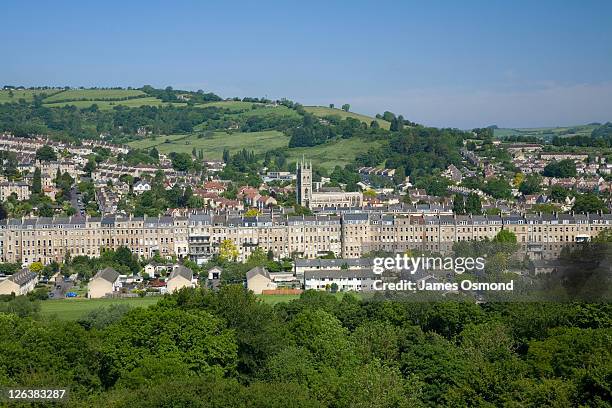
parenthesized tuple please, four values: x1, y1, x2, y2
(0, 211, 610, 267)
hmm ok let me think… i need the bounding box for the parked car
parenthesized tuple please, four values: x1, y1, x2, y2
(65, 292, 78, 298)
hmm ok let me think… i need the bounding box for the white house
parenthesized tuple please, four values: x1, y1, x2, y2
(207, 266, 223, 281)
(303, 269, 378, 292)
(133, 180, 151, 195)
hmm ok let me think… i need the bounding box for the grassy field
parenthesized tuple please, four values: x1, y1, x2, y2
(43, 89, 146, 102)
(285, 137, 386, 170)
(39, 292, 353, 320)
(494, 124, 597, 140)
(128, 131, 290, 159)
(0, 89, 61, 103)
(196, 100, 261, 111)
(304, 106, 391, 129)
(43, 97, 173, 110)
(39, 297, 161, 320)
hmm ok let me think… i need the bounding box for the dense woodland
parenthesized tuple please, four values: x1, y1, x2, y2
(0, 291, 610, 407)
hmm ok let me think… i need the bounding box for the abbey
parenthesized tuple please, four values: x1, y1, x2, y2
(296, 159, 363, 209)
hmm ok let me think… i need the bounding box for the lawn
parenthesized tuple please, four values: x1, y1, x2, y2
(304, 106, 390, 129)
(285, 137, 386, 171)
(43, 89, 146, 102)
(128, 131, 290, 159)
(256, 294, 301, 304)
(39, 297, 161, 320)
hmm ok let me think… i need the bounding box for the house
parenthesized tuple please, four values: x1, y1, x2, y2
(303, 269, 378, 292)
(133, 180, 151, 194)
(207, 266, 223, 281)
(144, 262, 174, 278)
(88, 267, 121, 298)
(203, 181, 226, 195)
(443, 164, 463, 183)
(0, 269, 39, 296)
(246, 266, 277, 294)
(167, 265, 196, 293)
(294, 258, 373, 279)
(256, 195, 277, 209)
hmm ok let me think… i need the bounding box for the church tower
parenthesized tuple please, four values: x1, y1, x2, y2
(296, 157, 312, 207)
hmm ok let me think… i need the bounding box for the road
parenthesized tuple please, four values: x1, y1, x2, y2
(70, 186, 86, 216)
(49, 277, 73, 299)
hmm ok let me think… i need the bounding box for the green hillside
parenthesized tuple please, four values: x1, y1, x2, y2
(129, 131, 290, 159)
(0, 88, 62, 103)
(43, 97, 177, 110)
(43, 88, 146, 102)
(285, 137, 385, 170)
(494, 124, 598, 140)
(304, 106, 391, 129)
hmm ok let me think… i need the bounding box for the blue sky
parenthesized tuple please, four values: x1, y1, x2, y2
(1, 0, 611, 128)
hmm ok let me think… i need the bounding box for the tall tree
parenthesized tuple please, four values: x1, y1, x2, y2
(32, 167, 42, 194)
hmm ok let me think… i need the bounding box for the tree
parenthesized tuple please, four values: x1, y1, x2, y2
(483, 178, 512, 199)
(341, 104, 350, 112)
(329, 103, 334, 109)
(519, 174, 542, 195)
(363, 189, 377, 198)
(572, 193, 608, 214)
(32, 167, 42, 194)
(550, 185, 568, 202)
(29, 261, 44, 274)
(244, 208, 260, 217)
(543, 159, 577, 178)
(494, 229, 517, 244)
(465, 193, 482, 215)
(35, 145, 57, 162)
(219, 239, 239, 261)
(453, 194, 465, 214)
(170, 152, 193, 172)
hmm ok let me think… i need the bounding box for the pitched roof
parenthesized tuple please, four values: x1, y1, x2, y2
(93, 267, 120, 283)
(5, 269, 38, 286)
(169, 265, 193, 281)
(246, 266, 270, 281)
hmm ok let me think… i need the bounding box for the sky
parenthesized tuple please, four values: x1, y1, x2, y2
(1, 0, 611, 129)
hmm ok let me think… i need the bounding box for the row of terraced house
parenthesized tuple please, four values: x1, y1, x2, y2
(1, 211, 610, 267)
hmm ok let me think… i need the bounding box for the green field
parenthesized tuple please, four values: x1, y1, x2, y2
(196, 100, 261, 111)
(285, 137, 386, 170)
(304, 106, 391, 129)
(43, 88, 146, 102)
(129, 131, 290, 159)
(43, 97, 173, 110)
(494, 124, 598, 140)
(0, 89, 61, 103)
(39, 297, 161, 320)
